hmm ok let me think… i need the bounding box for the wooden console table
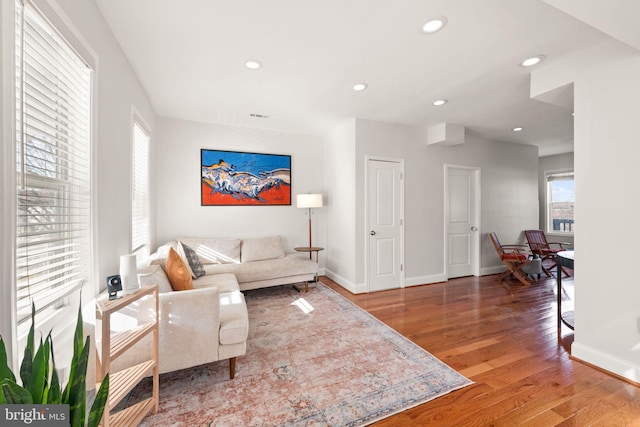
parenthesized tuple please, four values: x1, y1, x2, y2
(557, 251, 574, 331)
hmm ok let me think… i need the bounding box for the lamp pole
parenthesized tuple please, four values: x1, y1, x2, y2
(307, 207, 313, 258)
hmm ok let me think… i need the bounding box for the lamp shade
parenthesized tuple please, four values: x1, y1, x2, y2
(296, 193, 323, 209)
(119, 254, 139, 294)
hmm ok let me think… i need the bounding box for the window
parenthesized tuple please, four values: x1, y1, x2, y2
(15, 0, 93, 338)
(131, 121, 150, 259)
(546, 170, 574, 234)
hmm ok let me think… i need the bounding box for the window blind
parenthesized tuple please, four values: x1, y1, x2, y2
(15, 0, 92, 330)
(132, 122, 150, 257)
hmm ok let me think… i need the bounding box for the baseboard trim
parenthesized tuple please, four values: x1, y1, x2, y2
(325, 268, 506, 293)
(323, 269, 367, 294)
(481, 266, 506, 276)
(572, 341, 640, 384)
(404, 274, 447, 287)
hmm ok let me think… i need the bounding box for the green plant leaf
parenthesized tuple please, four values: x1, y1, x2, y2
(67, 337, 90, 427)
(48, 337, 61, 404)
(19, 345, 33, 392)
(63, 303, 85, 404)
(0, 379, 33, 404)
(72, 304, 84, 366)
(88, 373, 109, 427)
(20, 302, 36, 390)
(41, 335, 52, 404)
(27, 336, 47, 403)
(0, 337, 16, 383)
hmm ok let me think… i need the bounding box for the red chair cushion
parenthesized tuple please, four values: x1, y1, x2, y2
(501, 253, 527, 261)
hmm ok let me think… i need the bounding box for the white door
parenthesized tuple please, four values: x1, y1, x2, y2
(446, 166, 479, 278)
(368, 159, 403, 292)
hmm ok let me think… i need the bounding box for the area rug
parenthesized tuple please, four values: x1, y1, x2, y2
(128, 283, 472, 426)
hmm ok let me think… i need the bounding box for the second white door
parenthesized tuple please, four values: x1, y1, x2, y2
(446, 166, 479, 278)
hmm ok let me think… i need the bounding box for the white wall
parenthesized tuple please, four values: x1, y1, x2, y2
(327, 119, 539, 292)
(532, 39, 640, 382)
(0, 0, 155, 366)
(538, 152, 575, 247)
(323, 119, 357, 287)
(155, 117, 325, 264)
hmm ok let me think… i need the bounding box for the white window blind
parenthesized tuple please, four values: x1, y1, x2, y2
(15, 0, 92, 332)
(132, 122, 150, 258)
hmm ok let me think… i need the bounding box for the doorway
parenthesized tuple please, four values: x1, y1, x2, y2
(444, 165, 480, 278)
(367, 157, 404, 292)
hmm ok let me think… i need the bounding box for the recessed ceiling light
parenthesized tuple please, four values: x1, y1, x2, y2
(432, 99, 448, 106)
(520, 55, 545, 67)
(512, 127, 524, 132)
(244, 60, 262, 70)
(353, 83, 368, 91)
(422, 16, 448, 34)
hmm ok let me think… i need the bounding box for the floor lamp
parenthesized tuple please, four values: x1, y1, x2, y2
(296, 193, 323, 258)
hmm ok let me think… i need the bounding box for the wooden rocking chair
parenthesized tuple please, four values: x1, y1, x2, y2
(524, 229, 571, 277)
(489, 232, 541, 286)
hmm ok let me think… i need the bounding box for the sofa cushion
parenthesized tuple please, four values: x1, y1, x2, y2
(178, 241, 205, 278)
(219, 291, 249, 345)
(179, 238, 241, 265)
(165, 248, 194, 291)
(137, 265, 173, 294)
(148, 241, 178, 266)
(241, 236, 285, 263)
(193, 273, 240, 293)
(203, 253, 317, 283)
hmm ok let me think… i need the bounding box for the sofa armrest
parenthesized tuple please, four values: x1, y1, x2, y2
(157, 287, 221, 373)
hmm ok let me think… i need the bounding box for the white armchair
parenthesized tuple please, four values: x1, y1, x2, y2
(109, 267, 248, 379)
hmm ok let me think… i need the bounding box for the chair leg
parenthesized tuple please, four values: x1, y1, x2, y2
(229, 357, 236, 379)
(512, 269, 531, 286)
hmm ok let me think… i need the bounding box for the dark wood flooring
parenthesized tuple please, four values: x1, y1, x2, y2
(321, 271, 640, 426)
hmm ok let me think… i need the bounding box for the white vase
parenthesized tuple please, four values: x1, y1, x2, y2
(119, 254, 139, 294)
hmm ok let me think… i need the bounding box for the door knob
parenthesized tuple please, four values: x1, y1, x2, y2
(370, 231, 376, 236)
(471, 226, 478, 231)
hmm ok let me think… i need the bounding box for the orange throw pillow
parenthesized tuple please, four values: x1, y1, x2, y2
(165, 247, 194, 291)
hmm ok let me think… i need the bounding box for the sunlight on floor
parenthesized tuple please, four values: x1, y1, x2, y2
(291, 298, 315, 314)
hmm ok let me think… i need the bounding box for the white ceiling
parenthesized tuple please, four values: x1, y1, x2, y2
(94, 0, 620, 156)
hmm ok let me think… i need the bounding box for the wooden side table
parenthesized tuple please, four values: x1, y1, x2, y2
(294, 246, 324, 291)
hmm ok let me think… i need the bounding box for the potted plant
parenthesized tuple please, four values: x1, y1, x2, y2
(0, 303, 109, 427)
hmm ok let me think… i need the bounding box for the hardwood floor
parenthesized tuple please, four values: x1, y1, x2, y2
(321, 272, 640, 426)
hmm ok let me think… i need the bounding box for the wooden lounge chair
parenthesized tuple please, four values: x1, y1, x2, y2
(489, 232, 541, 286)
(524, 229, 571, 277)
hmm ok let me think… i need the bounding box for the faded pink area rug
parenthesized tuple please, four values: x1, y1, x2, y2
(129, 283, 472, 426)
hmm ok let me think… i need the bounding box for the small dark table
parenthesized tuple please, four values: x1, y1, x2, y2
(557, 251, 574, 331)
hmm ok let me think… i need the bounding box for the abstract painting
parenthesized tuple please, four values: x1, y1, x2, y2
(201, 149, 291, 206)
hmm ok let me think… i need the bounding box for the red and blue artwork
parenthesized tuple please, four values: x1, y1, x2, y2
(201, 149, 291, 205)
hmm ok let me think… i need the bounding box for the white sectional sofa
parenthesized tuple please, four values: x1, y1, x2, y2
(111, 236, 318, 379)
(154, 235, 318, 291)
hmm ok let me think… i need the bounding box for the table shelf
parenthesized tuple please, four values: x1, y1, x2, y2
(96, 285, 159, 427)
